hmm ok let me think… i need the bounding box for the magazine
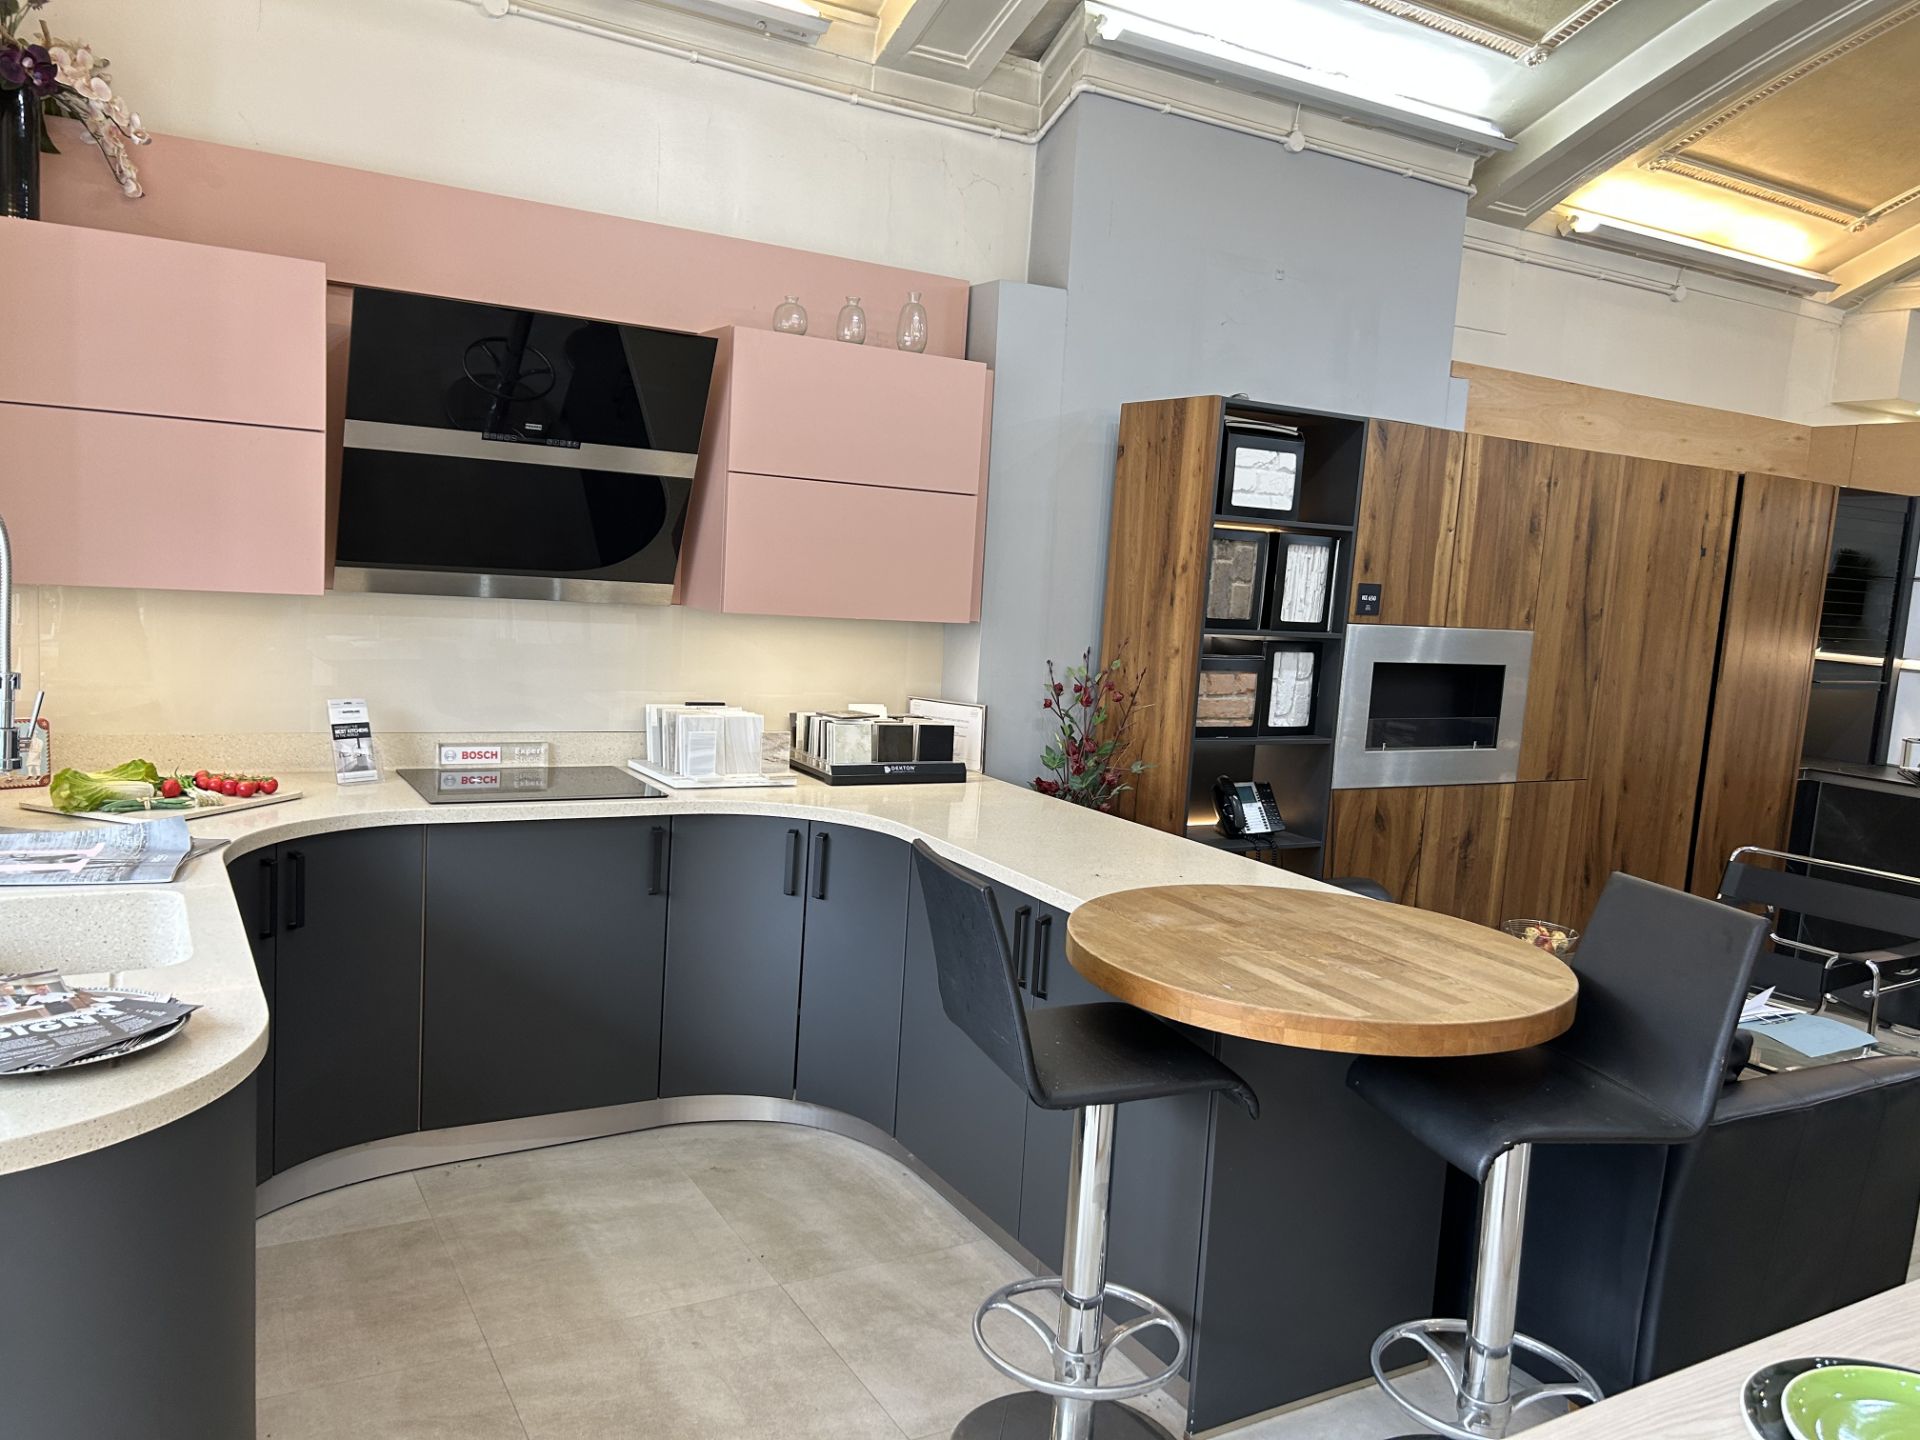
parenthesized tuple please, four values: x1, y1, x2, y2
(0, 971, 199, 1074)
(0, 818, 213, 886)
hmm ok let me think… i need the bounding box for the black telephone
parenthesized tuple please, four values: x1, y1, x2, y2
(1213, 775, 1284, 837)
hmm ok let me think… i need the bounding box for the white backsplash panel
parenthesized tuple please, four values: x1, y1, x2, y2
(22, 586, 945, 738)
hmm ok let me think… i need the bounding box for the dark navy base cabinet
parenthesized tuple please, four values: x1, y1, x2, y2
(795, 822, 911, 1132)
(894, 863, 1030, 1236)
(265, 826, 426, 1174)
(422, 819, 669, 1129)
(660, 815, 809, 1098)
(1, 1083, 257, 1440)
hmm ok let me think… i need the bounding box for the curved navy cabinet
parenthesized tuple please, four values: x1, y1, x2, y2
(0, 1082, 256, 1440)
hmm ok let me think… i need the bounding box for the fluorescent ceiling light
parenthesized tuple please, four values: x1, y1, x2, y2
(1558, 209, 1837, 296)
(1089, 3, 1512, 156)
(653, 0, 829, 44)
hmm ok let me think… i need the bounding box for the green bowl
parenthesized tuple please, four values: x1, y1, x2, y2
(1782, 1364, 1920, 1440)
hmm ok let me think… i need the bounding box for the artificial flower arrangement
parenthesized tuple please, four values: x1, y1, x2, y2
(0, 0, 148, 196)
(1032, 648, 1150, 813)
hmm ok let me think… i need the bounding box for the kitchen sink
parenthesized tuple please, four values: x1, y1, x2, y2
(0, 890, 193, 976)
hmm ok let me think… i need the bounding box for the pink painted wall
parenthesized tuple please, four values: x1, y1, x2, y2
(39, 120, 972, 358)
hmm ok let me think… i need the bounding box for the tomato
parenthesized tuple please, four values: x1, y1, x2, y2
(259, 778, 279, 795)
(193, 769, 211, 787)
(236, 780, 258, 798)
(219, 778, 239, 797)
(160, 777, 183, 799)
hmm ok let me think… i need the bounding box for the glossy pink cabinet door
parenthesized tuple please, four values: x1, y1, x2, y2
(0, 218, 326, 431)
(0, 402, 325, 594)
(725, 329, 988, 495)
(714, 473, 980, 622)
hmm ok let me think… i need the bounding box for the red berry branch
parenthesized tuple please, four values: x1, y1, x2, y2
(1032, 647, 1150, 813)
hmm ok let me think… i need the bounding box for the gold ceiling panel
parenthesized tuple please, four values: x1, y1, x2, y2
(1648, 4, 1920, 231)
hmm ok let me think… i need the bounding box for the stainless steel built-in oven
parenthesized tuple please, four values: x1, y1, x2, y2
(333, 288, 718, 605)
(1333, 625, 1533, 788)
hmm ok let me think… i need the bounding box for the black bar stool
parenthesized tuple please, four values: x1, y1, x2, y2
(1346, 873, 1769, 1439)
(912, 841, 1258, 1440)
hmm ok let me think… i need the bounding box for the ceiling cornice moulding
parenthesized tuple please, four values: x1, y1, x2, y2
(1347, 0, 1624, 64)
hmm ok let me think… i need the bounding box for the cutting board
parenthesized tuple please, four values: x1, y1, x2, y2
(20, 789, 304, 825)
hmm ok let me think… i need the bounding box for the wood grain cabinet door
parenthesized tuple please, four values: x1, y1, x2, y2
(1581, 459, 1738, 901)
(1329, 788, 1430, 906)
(1352, 422, 1462, 626)
(1689, 474, 1837, 893)
(1446, 436, 1549, 631)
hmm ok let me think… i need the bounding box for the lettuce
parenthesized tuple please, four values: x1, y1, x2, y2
(48, 760, 165, 813)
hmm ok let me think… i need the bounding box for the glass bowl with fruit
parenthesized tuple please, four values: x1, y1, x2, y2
(1501, 918, 1579, 956)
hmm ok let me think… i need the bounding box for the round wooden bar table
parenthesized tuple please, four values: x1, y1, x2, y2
(1065, 885, 1578, 1057)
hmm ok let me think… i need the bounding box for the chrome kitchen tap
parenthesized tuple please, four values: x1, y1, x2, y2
(1, 511, 18, 772)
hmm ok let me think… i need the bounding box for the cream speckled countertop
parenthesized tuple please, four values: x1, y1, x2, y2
(0, 771, 1320, 1177)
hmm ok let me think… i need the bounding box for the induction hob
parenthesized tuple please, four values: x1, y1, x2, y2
(398, 765, 668, 804)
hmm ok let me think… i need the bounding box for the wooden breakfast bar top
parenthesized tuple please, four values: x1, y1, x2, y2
(1065, 885, 1580, 1057)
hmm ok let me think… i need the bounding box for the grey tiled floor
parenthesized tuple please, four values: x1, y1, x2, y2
(256, 1122, 1183, 1440)
(254, 1118, 1920, 1440)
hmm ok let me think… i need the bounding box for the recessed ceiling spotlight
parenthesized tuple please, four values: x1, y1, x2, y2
(652, 0, 830, 44)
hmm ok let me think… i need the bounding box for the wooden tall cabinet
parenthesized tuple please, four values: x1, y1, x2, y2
(1328, 424, 1831, 927)
(1101, 397, 1365, 874)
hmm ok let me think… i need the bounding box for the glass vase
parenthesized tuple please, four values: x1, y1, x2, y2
(835, 297, 867, 346)
(0, 86, 42, 221)
(896, 291, 928, 353)
(772, 295, 808, 336)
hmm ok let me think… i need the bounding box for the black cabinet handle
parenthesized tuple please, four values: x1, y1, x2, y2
(258, 855, 278, 939)
(649, 825, 668, 897)
(1012, 905, 1032, 989)
(784, 828, 803, 897)
(286, 850, 307, 930)
(1033, 914, 1054, 1000)
(812, 831, 830, 901)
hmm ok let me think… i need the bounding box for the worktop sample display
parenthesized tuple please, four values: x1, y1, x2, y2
(2, 771, 1448, 1438)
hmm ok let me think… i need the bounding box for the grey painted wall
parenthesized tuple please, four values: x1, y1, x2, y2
(965, 96, 1469, 787)
(957, 280, 1071, 781)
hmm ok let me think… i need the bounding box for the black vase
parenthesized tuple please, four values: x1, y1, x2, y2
(0, 85, 42, 220)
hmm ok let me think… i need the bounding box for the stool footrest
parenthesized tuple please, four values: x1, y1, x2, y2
(1371, 1319, 1603, 1440)
(973, 1276, 1187, 1403)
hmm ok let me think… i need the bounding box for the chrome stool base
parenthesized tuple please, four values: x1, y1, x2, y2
(1371, 1318, 1603, 1440)
(974, 1276, 1186, 1402)
(951, 1390, 1177, 1440)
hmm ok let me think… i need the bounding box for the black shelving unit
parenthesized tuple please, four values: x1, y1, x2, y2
(1185, 399, 1366, 878)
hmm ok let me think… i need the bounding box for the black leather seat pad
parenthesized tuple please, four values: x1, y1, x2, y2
(1029, 1003, 1259, 1117)
(1348, 1046, 1694, 1181)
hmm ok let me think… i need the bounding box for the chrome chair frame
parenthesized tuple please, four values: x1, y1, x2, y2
(1720, 846, 1920, 1042)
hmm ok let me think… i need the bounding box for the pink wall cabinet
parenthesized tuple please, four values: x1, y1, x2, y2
(0, 219, 327, 595)
(679, 328, 992, 622)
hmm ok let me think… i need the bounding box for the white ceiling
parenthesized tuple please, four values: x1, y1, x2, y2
(598, 0, 1920, 302)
